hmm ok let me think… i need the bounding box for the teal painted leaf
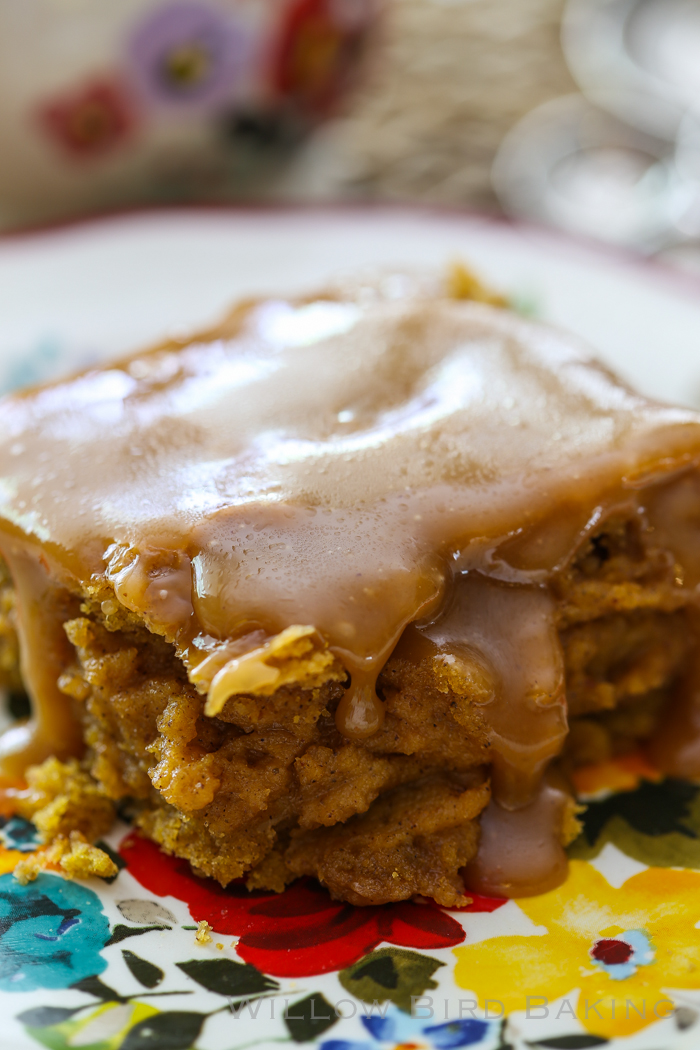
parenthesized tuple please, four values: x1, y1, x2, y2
(339, 948, 444, 1014)
(120, 1011, 206, 1050)
(122, 950, 164, 989)
(176, 958, 278, 996)
(284, 993, 338, 1042)
(0, 815, 41, 853)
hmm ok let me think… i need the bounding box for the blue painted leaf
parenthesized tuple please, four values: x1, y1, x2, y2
(424, 1018, 490, 1048)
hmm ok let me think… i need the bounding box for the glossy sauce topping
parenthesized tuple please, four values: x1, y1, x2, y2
(2, 285, 700, 886)
(463, 781, 571, 897)
(413, 573, 567, 808)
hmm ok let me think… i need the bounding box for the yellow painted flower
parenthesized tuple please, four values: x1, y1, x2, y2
(454, 861, 700, 1038)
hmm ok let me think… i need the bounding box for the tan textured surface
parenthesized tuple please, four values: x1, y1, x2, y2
(332, 0, 575, 205)
(0, 504, 680, 903)
(0, 486, 693, 903)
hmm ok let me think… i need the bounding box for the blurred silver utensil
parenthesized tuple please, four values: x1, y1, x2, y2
(563, 0, 700, 141)
(492, 94, 694, 249)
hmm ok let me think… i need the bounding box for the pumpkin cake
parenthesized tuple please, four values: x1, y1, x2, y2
(0, 273, 699, 905)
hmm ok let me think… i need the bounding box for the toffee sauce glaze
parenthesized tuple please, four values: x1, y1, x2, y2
(1, 286, 700, 898)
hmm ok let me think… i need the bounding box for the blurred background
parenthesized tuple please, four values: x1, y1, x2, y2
(1, 0, 700, 272)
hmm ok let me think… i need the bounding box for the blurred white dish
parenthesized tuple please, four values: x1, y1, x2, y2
(0, 206, 699, 410)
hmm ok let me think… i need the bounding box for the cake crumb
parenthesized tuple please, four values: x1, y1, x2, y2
(195, 920, 213, 945)
(392, 871, 400, 879)
(216, 942, 224, 951)
(13, 857, 41, 885)
(60, 831, 119, 880)
(447, 261, 507, 307)
(15, 756, 116, 843)
(13, 831, 118, 883)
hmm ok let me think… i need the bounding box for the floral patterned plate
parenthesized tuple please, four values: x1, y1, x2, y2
(1, 207, 700, 1050)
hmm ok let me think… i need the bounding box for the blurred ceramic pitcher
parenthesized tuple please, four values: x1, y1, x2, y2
(0, 0, 379, 227)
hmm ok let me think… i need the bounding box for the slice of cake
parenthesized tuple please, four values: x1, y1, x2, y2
(0, 273, 699, 905)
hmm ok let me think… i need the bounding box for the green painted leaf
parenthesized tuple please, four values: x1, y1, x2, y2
(16, 1007, 80, 1028)
(122, 950, 165, 989)
(176, 958, 278, 997)
(569, 778, 700, 869)
(339, 948, 444, 1014)
(21, 1026, 75, 1050)
(284, 993, 338, 1043)
(581, 779, 698, 842)
(106, 924, 169, 946)
(529, 1036, 608, 1049)
(120, 1011, 206, 1050)
(352, 953, 398, 989)
(676, 1005, 698, 1030)
(70, 976, 124, 1002)
(94, 840, 127, 883)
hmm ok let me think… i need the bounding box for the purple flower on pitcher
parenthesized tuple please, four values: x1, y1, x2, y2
(127, 1, 251, 109)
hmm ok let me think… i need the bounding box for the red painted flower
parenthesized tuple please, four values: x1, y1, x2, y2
(38, 78, 136, 158)
(120, 832, 505, 978)
(272, 0, 377, 116)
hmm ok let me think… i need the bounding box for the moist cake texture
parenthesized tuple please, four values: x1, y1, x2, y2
(1, 275, 700, 904)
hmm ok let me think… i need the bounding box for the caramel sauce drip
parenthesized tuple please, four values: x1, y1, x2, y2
(463, 781, 571, 897)
(0, 544, 83, 778)
(1, 286, 700, 893)
(408, 573, 567, 809)
(335, 674, 385, 739)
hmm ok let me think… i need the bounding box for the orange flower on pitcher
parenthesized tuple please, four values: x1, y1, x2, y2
(454, 861, 700, 1039)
